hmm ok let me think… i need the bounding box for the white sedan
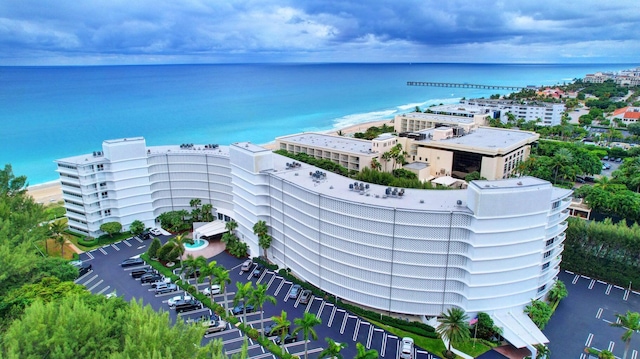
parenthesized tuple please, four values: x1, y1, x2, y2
(203, 285, 221, 296)
(167, 294, 193, 307)
(150, 228, 163, 236)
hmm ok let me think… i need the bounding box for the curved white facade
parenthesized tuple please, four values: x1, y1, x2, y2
(57, 137, 570, 320)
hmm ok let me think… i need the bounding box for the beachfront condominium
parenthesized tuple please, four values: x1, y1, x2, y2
(459, 98, 565, 126)
(56, 136, 570, 354)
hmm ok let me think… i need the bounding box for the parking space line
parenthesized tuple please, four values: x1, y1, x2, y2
(316, 301, 325, 318)
(135, 237, 143, 243)
(265, 275, 276, 290)
(572, 274, 579, 284)
(585, 333, 594, 347)
(581, 275, 591, 279)
(608, 341, 615, 352)
(86, 251, 94, 259)
(606, 284, 612, 295)
(340, 312, 349, 334)
(596, 308, 603, 319)
(82, 274, 98, 285)
(111, 244, 120, 251)
(565, 270, 574, 274)
(123, 239, 132, 247)
(256, 271, 267, 283)
(352, 318, 361, 341)
(274, 280, 286, 297)
(204, 328, 239, 339)
(614, 285, 624, 290)
(366, 324, 374, 348)
(381, 332, 387, 357)
(251, 352, 275, 359)
(588, 279, 595, 289)
(99, 247, 108, 255)
(74, 271, 93, 283)
(631, 349, 638, 359)
(97, 285, 110, 295)
(290, 347, 322, 358)
(624, 290, 630, 301)
(597, 280, 607, 284)
(580, 353, 588, 359)
(88, 279, 104, 291)
(328, 306, 337, 327)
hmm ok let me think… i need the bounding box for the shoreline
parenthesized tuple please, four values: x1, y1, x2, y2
(28, 119, 394, 204)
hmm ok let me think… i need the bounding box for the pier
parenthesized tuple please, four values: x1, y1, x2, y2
(407, 81, 525, 91)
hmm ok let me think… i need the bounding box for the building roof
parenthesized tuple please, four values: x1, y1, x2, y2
(194, 221, 227, 239)
(397, 112, 476, 125)
(276, 133, 378, 156)
(625, 111, 640, 120)
(412, 127, 539, 155)
(493, 310, 549, 348)
(612, 107, 629, 116)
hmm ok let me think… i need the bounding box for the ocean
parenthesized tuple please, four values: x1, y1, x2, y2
(0, 63, 635, 185)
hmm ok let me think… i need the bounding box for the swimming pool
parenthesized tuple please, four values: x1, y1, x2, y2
(184, 238, 208, 251)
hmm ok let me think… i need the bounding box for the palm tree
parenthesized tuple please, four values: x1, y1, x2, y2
(381, 152, 392, 172)
(249, 283, 276, 339)
(189, 198, 201, 209)
(225, 220, 238, 235)
(533, 344, 550, 359)
(437, 308, 470, 357)
(201, 203, 213, 222)
(272, 310, 291, 354)
(318, 337, 347, 359)
(199, 260, 219, 303)
(547, 280, 568, 303)
(233, 281, 254, 332)
(610, 311, 640, 359)
(599, 350, 615, 359)
(54, 234, 66, 258)
(293, 312, 322, 359)
(49, 220, 66, 255)
(170, 233, 194, 259)
(258, 234, 272, 260)
(354, 342, 378, 359)
(181, 254, 207, 293)
(253, 220, 270, 259)
(213, 266, 231, 313)
(370, 158, 381, 171)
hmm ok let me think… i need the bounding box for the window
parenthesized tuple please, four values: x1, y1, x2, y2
(101, 191, 108, 199)
(543, 250, 551, 258)
(104, 209, 111, 216)
(97, 164, 104, 171)
(546, 238, 555, 247)
(542, 262, 550, 270)
(552, 201, 560, 209)
(537, 285, 547, 293)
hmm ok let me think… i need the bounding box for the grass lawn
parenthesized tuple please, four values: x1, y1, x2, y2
(36, 238, 76, 260)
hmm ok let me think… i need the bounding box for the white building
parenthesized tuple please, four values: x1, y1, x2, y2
(57, 137, 571, 355)
(460, 99, 565, 126)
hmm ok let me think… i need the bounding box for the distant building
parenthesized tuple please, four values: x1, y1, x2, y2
(583, 72, 614, 83)
(460, 98, 565, 126)
(609, 106, 640, 124)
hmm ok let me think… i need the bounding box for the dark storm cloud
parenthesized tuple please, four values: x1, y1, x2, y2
(0, 0, 638, 64)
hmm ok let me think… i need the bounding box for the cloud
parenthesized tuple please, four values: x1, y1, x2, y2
(0, 0, 638, 64)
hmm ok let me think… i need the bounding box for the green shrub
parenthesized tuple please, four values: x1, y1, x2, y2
(253, 257, 279, 271)
(77, 236, 98, 247)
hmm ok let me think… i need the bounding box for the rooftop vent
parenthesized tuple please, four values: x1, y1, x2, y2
(456, 200, 462, 205)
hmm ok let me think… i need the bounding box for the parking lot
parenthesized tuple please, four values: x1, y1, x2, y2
(544, 270, 640, 359)
(74, 236, 437, 359)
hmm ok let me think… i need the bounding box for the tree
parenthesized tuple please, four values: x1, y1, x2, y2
(319, 337, 348, 359)
(474, 312, 501, 341)
(258, 234, 272, 260)
(272, 310, 291, 354)
(147, 237, 161, 259)
(214, 266, 232, 313)
(436, 308, 470, 357)
(170, 233, 194, 260)
(225, 220, 238, 235)
(610, 311, 640, 359)
(48, 220, 67, 255)
(54, 234, 66, 258)
(201, 203, 214, 222)
(381, 151, 392, 172)
(100, 221, 122, 238)
(249, 283, 276, 339)
(534, 344, 550, 359)
(253, 220, 271, 259)
(129, 220, 145, 236)
(370, 158, 381, 171)
(157, 242, 177, 262)
(599, 350, 615, 359)
(233, 281, 254, 332)
(524, 300, 552, 330)
(293, 312, 322, 359)
(199, 260, 219, 303)
(181, 254, 207, 293)
(354, 342, 378, 359)
(547, 280, 568, 303)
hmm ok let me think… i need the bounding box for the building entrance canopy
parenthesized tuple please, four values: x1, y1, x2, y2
(194, 221, 227, 239)
(492, 310, 548, 349)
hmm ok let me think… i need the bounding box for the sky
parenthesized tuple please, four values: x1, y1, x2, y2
(0, 0, 639, 65)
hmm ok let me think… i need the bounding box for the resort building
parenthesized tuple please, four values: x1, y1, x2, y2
(608, 106, 640, 124)
(459, 98, 565, 126)
(57, 136, 571, 356)
(583, 72, 614, 83)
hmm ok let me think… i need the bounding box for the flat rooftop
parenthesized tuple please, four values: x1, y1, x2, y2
(276, 133, 377, 156)
(414, 127, 539, 155)
(396, 112, 476, 124)
(428, 104, 492, 115)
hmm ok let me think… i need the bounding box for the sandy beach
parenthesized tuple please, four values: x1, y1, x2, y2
(27, 119, 394, 204)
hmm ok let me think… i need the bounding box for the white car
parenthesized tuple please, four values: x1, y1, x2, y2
(241, 259, 252, 271)
(150, 227, 163, 236)
(400, 337, 414, 359)
(167, 294, 193, 307)
(203, 285, 221, 296)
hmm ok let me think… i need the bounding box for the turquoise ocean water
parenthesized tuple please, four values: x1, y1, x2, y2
(0, 63, 635, 185)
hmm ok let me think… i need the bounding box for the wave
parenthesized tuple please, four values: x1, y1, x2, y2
(330, 109, 398, 130)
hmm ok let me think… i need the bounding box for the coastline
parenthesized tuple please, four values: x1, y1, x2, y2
(28, 119, 393, 204)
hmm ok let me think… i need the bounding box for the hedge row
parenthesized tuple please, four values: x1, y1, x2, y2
(254, 257, 438, 339)
(77, 237, 98, 247)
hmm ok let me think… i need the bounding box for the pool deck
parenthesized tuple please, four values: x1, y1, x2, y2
(181, 239, 226, 259)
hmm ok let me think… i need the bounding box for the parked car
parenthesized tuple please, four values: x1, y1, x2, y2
(131, 268, 155, 278)
(155, 283, 178, 294)
(168, 294, 193, 308)
(174, 299, 203, 313)
(275, 333, 298, 345)
(253, 264, 265, 278)
(203, 285, 221, 296)
(137, 231, 152, 240)
(78, 264, 92, 277)
(140, 273, 163, 284)
(400, 337, 414, 359)
(232, 302, 255, 315)
(299, 289, 312, 304)
(69, 260, 83, 267)
(289, 284, 302, 299)
(150, 227, 163, 236)
(204, 320, 227, 334)
(263, 322, 288, 337)
(616, 158, 622, 162)
(121, 257, 144, 267)
(603, 155, 609, 161)
(241, 259, 252, 272)
(172, 267, 201, 279)
(150, 277, 172, 288)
